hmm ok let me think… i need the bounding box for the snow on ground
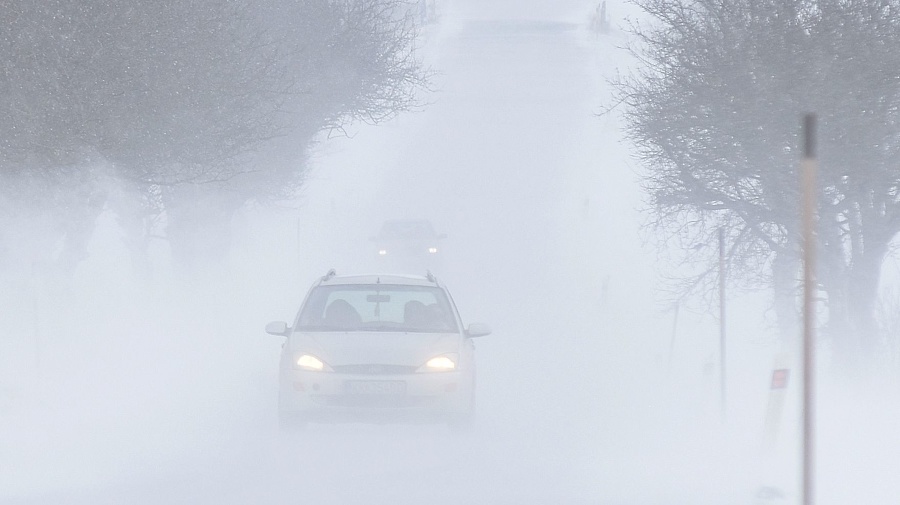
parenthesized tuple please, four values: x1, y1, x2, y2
(1, 1, 899, 504)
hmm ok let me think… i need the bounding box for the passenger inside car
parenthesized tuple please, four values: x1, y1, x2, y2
(424, 303, 452, 330)
(404, 299, 454, 330)
(403, 300, 429, 328)
(324, 299, 362, 328)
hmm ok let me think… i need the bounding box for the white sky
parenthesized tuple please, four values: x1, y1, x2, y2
(1, 1, 898, 504)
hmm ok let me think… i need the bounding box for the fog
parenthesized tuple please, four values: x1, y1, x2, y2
(2, 1, 899, 504)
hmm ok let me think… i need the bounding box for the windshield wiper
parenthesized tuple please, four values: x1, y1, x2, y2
(356, 323, 397, 331)
(296, 324, 353, 331)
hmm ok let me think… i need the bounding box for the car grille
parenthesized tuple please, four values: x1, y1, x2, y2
(332, 364, 418, 375)
(312, 395, 435, 409)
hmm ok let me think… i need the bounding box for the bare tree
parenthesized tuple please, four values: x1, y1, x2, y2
(0, 1, 289, 176)
(613, 0, 900, 367)
(0, 0, 428, 279)
(158, 0, 428, 272)
(0, 0, 290, 277)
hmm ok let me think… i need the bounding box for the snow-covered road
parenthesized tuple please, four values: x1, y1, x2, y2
(2, 3, 735, 504)
(6, 2, 897, 504)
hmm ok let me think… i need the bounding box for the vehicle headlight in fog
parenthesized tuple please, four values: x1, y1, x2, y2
(294, 354, 331, 372)
(378, 249, 388, 256)
(427, 246, 438, 254)
(418, 354, 457, 372)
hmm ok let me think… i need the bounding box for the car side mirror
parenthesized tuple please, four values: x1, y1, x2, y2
(266, 321, 290, 336)
(466, 323, 491, 338)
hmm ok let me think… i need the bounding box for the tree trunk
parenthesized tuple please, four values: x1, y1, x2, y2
(55, 186, 107, 279)
(771, 249, 800, 345)
(817, 227, 855, 370)
(847, 243, 888, 356)
(163, 184, 245, 279)
(819, 235, 889, 373)
(108, 183, 158, 284)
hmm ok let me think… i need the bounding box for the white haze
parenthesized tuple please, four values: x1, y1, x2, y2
(1, 1, 899, 504)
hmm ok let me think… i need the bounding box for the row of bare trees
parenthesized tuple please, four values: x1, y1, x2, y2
(615, 0, 900, 369)
(0, 0, 427, 280)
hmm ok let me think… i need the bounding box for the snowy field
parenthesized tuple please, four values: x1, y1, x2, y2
(1, 1, 899, 504)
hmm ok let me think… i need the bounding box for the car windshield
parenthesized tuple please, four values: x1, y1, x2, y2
(295, 284, 459, 333)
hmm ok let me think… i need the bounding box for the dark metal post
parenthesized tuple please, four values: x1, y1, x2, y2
(667, 302, 679, 374)
(297, 217, 303, 280)
(31, 261, 41, 370)
(718, 227, 726, 422)
(801, 113, 817, 505)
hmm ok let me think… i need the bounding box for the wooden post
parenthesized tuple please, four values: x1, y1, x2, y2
(667, 301, 679, 374)
(719, 227, 726, 422)
(801, 113, 817, 505)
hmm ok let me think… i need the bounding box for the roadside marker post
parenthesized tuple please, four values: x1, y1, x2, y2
(718, 227, 727, 423)
(755, 115, 817, 504)
(800, 113, 817, 505)
(755, 351, 795, 503)
(762, 353, 792, 451)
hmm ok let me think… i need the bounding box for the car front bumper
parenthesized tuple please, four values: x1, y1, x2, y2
(278, 369, 473, 424)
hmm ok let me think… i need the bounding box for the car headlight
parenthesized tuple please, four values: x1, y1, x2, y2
(427, 246, 438, 254)
(378, 249, 388, 256)
(417, 353, 457, 372)
(293, 353, 332, 372)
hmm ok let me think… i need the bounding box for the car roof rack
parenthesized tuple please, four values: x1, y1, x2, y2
(425, 270, 436, 283)
(322, 269, 336, 282)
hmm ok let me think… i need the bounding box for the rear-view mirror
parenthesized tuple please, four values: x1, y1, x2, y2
(466, 323, 491, 338)
(266, 321, 289, 336)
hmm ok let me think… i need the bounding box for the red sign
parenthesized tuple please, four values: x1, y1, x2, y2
(771, 369, 790, 389)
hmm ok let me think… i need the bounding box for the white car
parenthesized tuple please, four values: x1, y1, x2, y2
(371, 219, 446, 271)
(266, 270, 490, 430)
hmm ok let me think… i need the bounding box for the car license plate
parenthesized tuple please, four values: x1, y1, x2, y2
(343, 380, 406, 395)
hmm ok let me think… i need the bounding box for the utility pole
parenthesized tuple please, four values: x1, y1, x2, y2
(31, 261, 41, 370)
(297, 217, 303, 282)
(800, 113, 817, 505)
(667, 301, 679, 374)
(718, 227, 726, 422)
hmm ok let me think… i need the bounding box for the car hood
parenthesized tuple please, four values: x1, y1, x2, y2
(288, 331, 461, 366)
